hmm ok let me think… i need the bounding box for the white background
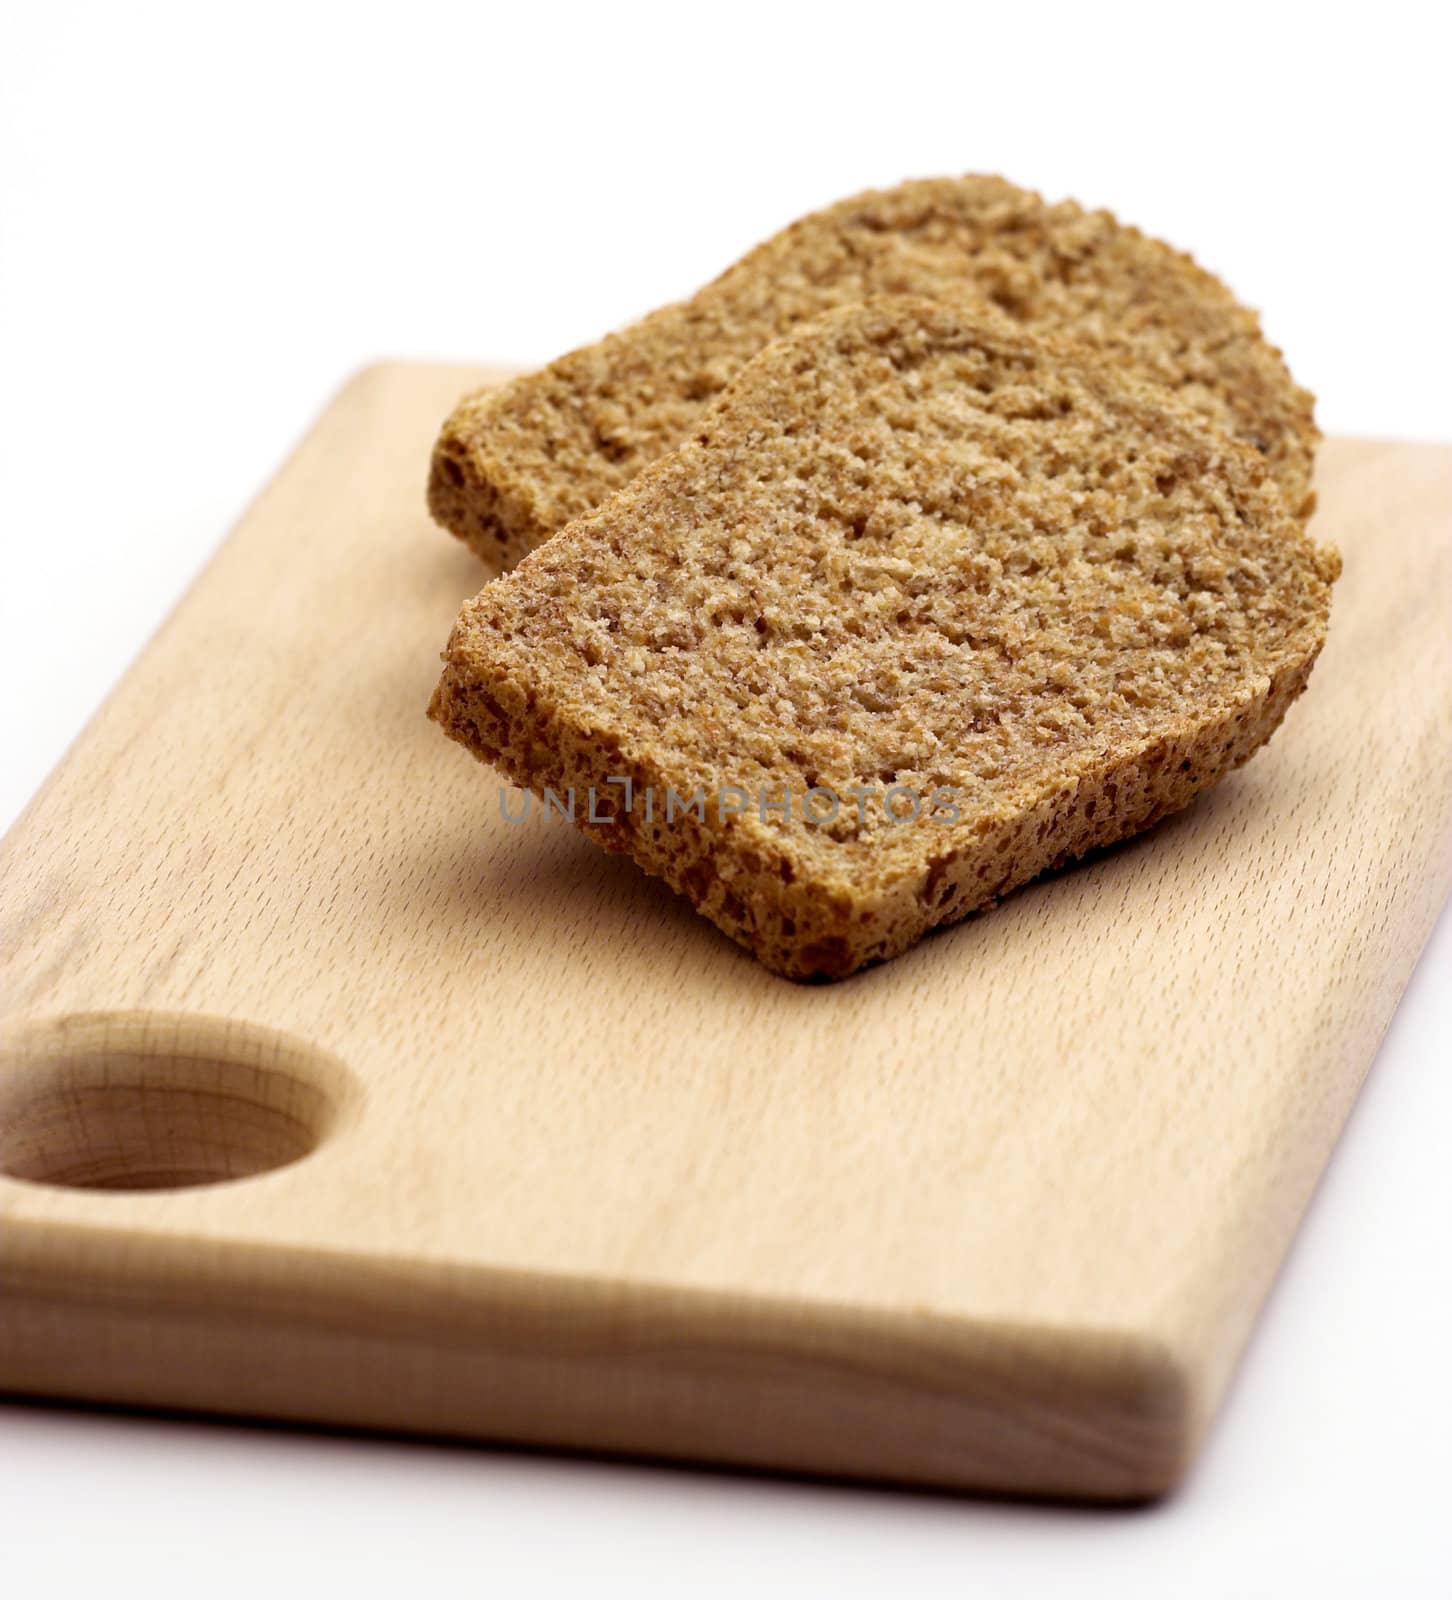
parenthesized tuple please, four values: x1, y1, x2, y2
(2, 2, 1449, 1591)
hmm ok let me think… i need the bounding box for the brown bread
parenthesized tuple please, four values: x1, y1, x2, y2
(430, 299, 1339, 979)
(430, 175, 1319, 569)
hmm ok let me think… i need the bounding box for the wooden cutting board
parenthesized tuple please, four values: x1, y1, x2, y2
(1, 364, 1448, 1502)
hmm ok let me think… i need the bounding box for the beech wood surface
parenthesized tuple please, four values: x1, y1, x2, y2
(1, 364, 1447, 1499)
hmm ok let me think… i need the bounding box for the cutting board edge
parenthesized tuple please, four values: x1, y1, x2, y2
(0, 1207, 1197, 1501)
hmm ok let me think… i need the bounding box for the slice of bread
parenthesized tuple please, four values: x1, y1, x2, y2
(430, 299, 1339, 980)
(430, 175, 1318, 570)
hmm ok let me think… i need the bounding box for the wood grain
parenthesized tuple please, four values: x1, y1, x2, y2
(1, 363, 1448, 1500)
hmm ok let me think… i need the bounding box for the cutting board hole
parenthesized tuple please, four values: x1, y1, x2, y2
(0, 1012, 357, 1192)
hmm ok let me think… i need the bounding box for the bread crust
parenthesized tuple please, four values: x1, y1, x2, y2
(431, 175, 1319, 569)
(431, 299, 1339, 980)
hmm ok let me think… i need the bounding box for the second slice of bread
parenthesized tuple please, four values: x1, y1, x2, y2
(431, 175, 1319, 569)
(431, 299, 1338, 979)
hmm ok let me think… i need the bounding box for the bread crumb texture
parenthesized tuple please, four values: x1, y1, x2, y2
(430, 174, 1319, 568)
(431, 300, 1340, 979)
